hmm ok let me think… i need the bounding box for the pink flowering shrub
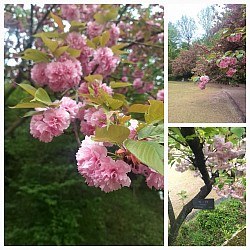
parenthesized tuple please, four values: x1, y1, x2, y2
(226, 33, 242, 43)
(156, 89, 164, 101)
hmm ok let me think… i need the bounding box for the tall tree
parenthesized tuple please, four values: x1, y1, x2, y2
(177, 15, 197, 46)
(197, 5, 215, 38)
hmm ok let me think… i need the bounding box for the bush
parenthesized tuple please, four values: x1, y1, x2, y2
(176, 198, 246, 246)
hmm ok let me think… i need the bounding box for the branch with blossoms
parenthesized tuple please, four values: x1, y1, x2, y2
(9, 4, 164, 193)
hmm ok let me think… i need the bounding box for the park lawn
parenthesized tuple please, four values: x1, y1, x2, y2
(168, 81, 242, 123)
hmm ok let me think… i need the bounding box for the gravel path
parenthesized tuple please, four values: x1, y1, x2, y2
(168, 82, 246, 123)
(168, 165, 220, 218)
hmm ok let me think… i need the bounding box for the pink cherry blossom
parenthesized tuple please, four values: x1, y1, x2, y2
(66, 32, 86, 50)
(30, 108, 70, 142)
(87, 21, 104, 39)
(61, 4, 80, 21)
(156, 89, 164, 101)
(76, 136, 131, 192)
(60, 97, 79, 120)
(46, 57, 82, 92)
(226, 67, 237, 77)
(107, 24, 120, 47)
(146, 169, 164, 190)
(133, 78, 143, 89)
(31, 63, 49, 86)
(92, 47, 120, 77)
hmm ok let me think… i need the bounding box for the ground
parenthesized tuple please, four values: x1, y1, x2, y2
(168, 81, 246, 123)
(168, 165, 219, 217)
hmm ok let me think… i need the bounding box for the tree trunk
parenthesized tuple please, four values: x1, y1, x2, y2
(168, 127, 219, 245)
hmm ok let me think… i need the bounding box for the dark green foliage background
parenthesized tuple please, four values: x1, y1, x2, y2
(4, 91, 164, 246)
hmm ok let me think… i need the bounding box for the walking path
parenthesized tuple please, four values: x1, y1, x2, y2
(168, 82, 246, 123)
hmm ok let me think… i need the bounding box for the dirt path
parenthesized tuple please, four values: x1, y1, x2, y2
(168, 165, 219, 218)
(168, 82, 246, 123)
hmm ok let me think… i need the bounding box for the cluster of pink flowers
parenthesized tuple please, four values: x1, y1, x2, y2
(61, 4, 80, 21)
(226, 33, 242, 43)
(198, 75, 209, 90)
(217, 57, 237, 68)
(205, 135, 245, 170)
(31, 55, 82, 92)
(79, 107, 107, 136)
(214, 181, 245, 201)
(92, 47, 120, 77)
(76, 136, 131, 192)
(30, 107, 70, 143)
(226, 67, 237, 77)
(175, 159, 191, 173)
(156, 89, 164, 101)
(131, 163, 164, 190)
(87, 21, 104, 39)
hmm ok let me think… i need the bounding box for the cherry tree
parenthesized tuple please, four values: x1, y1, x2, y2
(168, 127, 246, 245)
(5, 4, 164, 192)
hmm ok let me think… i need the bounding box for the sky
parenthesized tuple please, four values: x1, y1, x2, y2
(167, 3, 224, 39)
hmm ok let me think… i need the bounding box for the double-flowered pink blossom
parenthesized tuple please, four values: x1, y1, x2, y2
(76, 136, 131, 192)
(198, 75, 210, 90)
(156, 89, 164, 101)
(87, 21, 104, 39)
(226, 67, 237, 77)
(66, 32, 87, 50)
(226, 33, 242, 43)
(146, 169, 164, 190)
(30, 108, 70, 143)
(80, 107, 106, 136)
(31, 62, 49, 86)
(92, 47, 120, 77)
(46, 56, 82, 92)
(61, 4, 80, 21)
(60, 97, 80, 120)
(205, 135, 245, 170)
(217, 57, 237, 68)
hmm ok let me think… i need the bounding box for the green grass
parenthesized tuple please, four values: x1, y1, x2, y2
(175, 198, 246, 246)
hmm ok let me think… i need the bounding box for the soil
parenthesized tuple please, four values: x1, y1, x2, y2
(168, 81, 246, 123)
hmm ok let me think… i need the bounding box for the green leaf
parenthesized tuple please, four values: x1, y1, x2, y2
(54, 46, 69, 58)
(40, 33, 58, 53)
(145, 100, 164, 124)
(124, 139, 164, 175)
(84, 74, 103, 83)
(32, 88, 52, 105)
(18, 83, 37, 96)
(86, 39, 96, 49)
(111, 43, 129, 55)
(94, 7, 119, 24)
(128, 104, 149, 113)
(69, 20, 86, 32)
(23, 110, 44, 117)
(138, 123, 164, 141)
(10, 102, 47, 109)
(93, 125, 130, 144)
(110, 81, 132, 88)
(113, 93, 128, 106)
(33, 31, 60, 38)
(230, 127, 245, 138)
(66, 48, 81, 57)
(100, 31, 110, 47)
(106, 96, 123, 109)
(50, 12, 64, 31)
(21, 49, 50, 63)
